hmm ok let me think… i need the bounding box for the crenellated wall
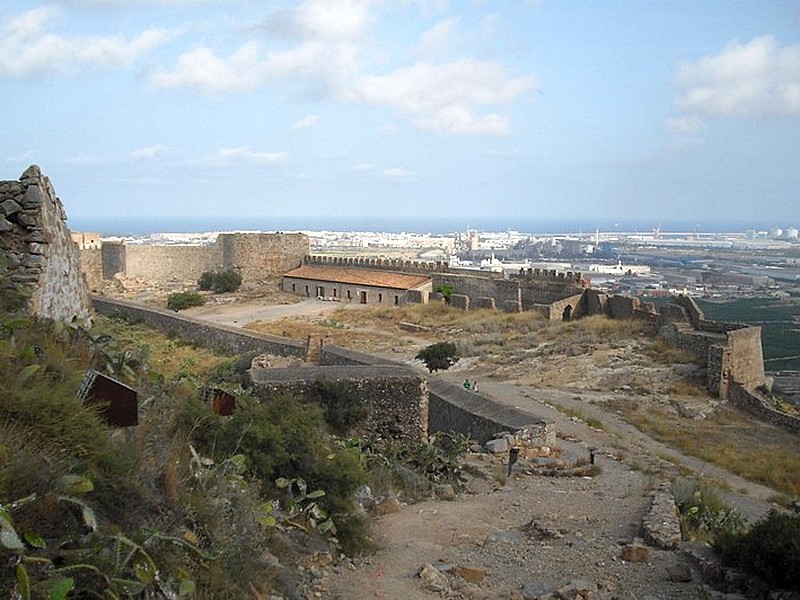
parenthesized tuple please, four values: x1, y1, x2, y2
(304, 254, 448, 274)
(0, 165, 91, 322)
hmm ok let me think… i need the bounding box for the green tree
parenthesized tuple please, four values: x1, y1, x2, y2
(197, 269, 242, 293)
(435, 284, 454, 304)
(416, 342, 459, 373)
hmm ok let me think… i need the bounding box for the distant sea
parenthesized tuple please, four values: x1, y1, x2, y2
(68, 215, 789, 237)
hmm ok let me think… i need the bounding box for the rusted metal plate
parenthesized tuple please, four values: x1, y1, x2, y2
(202, 386, 236, 416)
(78, 370, 138, 427)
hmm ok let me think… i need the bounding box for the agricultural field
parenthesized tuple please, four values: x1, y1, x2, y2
(697, 297, 800, 370)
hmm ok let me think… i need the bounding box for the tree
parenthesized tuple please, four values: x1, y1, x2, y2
(435, 284, 454, 304)
(197, 269, 243, 293)
(416, 342, 459, 373)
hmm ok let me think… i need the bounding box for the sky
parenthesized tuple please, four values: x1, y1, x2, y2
(1, 0, 799, 233)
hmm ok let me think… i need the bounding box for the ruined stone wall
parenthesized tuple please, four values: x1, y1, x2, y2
(0, 165, 91, 322)
(320, 345, 552, 443)
(520, 279, 584, 310)
(124, 245, 220, 282)
(92, 296, 307, 357)
(83, 232, 308, 285)
(726, 326, 765, 390)
(221, 233, 307, 281)
(247, 365, 428, 445)
(80, 248, 103, 291)
(431, 272, 520, 308)
(729, 382, 800, 434)
(547, 294, 584, 322)
(657, 296, 766, 400)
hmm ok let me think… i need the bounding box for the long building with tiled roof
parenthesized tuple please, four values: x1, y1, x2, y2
(282, 264, 432, 306)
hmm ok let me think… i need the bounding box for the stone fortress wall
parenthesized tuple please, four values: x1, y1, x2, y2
(0, 166, 91, 322)
(81, 232, 309, 290)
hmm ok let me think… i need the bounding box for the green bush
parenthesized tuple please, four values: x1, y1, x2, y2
(167, 291, 205, 311)
(435, 284, 454, 304)
(197, 269, 243, 293)
(175, 393, 370, 554)
(715, 509, 800, 591)
(672, 478, 747, 541)
(416, 341, 459, 373)
(316, 378, 367, 435)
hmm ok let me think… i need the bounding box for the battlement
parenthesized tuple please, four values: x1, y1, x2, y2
(303, 254, 449, 274)
(512, 267, 585, 284)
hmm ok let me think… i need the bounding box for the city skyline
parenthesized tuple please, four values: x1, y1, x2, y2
(2, 1, 799, 227)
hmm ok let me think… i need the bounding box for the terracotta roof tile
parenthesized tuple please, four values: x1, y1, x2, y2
(283, 265, 430, 290)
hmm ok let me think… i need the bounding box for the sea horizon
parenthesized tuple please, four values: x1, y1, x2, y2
(68, 215, 796, 237)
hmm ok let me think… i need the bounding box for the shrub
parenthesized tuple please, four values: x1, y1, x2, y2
(197, 270, 215, 291)
(316, 378, 367, 435)
(197, 269, 243, 293)
(671, 478, 747, 541)
(175, 393, 369, 553)
(416, 341, 459, 373)
(435, 284, 454, 304)
(715, 510, 800, 591)
(167, 291, 205, 311)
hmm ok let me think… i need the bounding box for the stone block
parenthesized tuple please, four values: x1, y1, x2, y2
(1, 199, 21, 216)
(22, 186, 43, 208)
(622, 540, 649, 562)
(476, 296, 496, 309)
(485, 438, 508, 453)
(449, 293, 470, 310)
(451, 565, 485, 584)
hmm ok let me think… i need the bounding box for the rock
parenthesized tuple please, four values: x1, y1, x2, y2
(435, 483, 457, 501)
(1, 199, 21, 216)
(21, 186, 43, 208)
(665, 562, 693, 582)
(557, 579, 598, 599)
(451, 565, 485, 584)
(521, 580, 557, 599)
(372, 495, 401, 516)
(0, 217, 13, 232)
(418, 563, 450, 592)
(485, 438, 509, 454)
(622, 539, 650, 562)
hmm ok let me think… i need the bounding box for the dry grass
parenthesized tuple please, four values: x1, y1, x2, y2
(619, 403, 800, 496)
(98, 316, 232, 381)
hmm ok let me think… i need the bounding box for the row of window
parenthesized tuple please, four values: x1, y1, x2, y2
(290, 282, 400, 305)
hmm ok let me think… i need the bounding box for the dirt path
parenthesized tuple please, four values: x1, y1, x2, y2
(181, 298, 779, 599)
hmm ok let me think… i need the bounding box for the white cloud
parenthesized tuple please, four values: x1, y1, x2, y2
(351, 59, 539, 135)
(665, 115, 705, 135)
(0, 7, 174, 78)
(352, 162, 375, 171)
(149, 0, 538, 135)
(675, 35, 800, 116)
(202, 146, 289, 166)
(415, 17, 459, 60)
(130, 145, 168, 160)
(381, 167, 411, 178)
(293, 113, 319, 129)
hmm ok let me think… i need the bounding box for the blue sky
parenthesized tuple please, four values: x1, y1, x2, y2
(1, 0, 799, 232)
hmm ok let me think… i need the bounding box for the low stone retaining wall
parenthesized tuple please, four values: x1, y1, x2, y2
(729, 382, 800, 434)
(247, 365, 427, 445)
(642, 485, 682, 550)
(92, 296, 307, 358)
(319, 345, 402, 366)
(428, 379, 552, 444)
